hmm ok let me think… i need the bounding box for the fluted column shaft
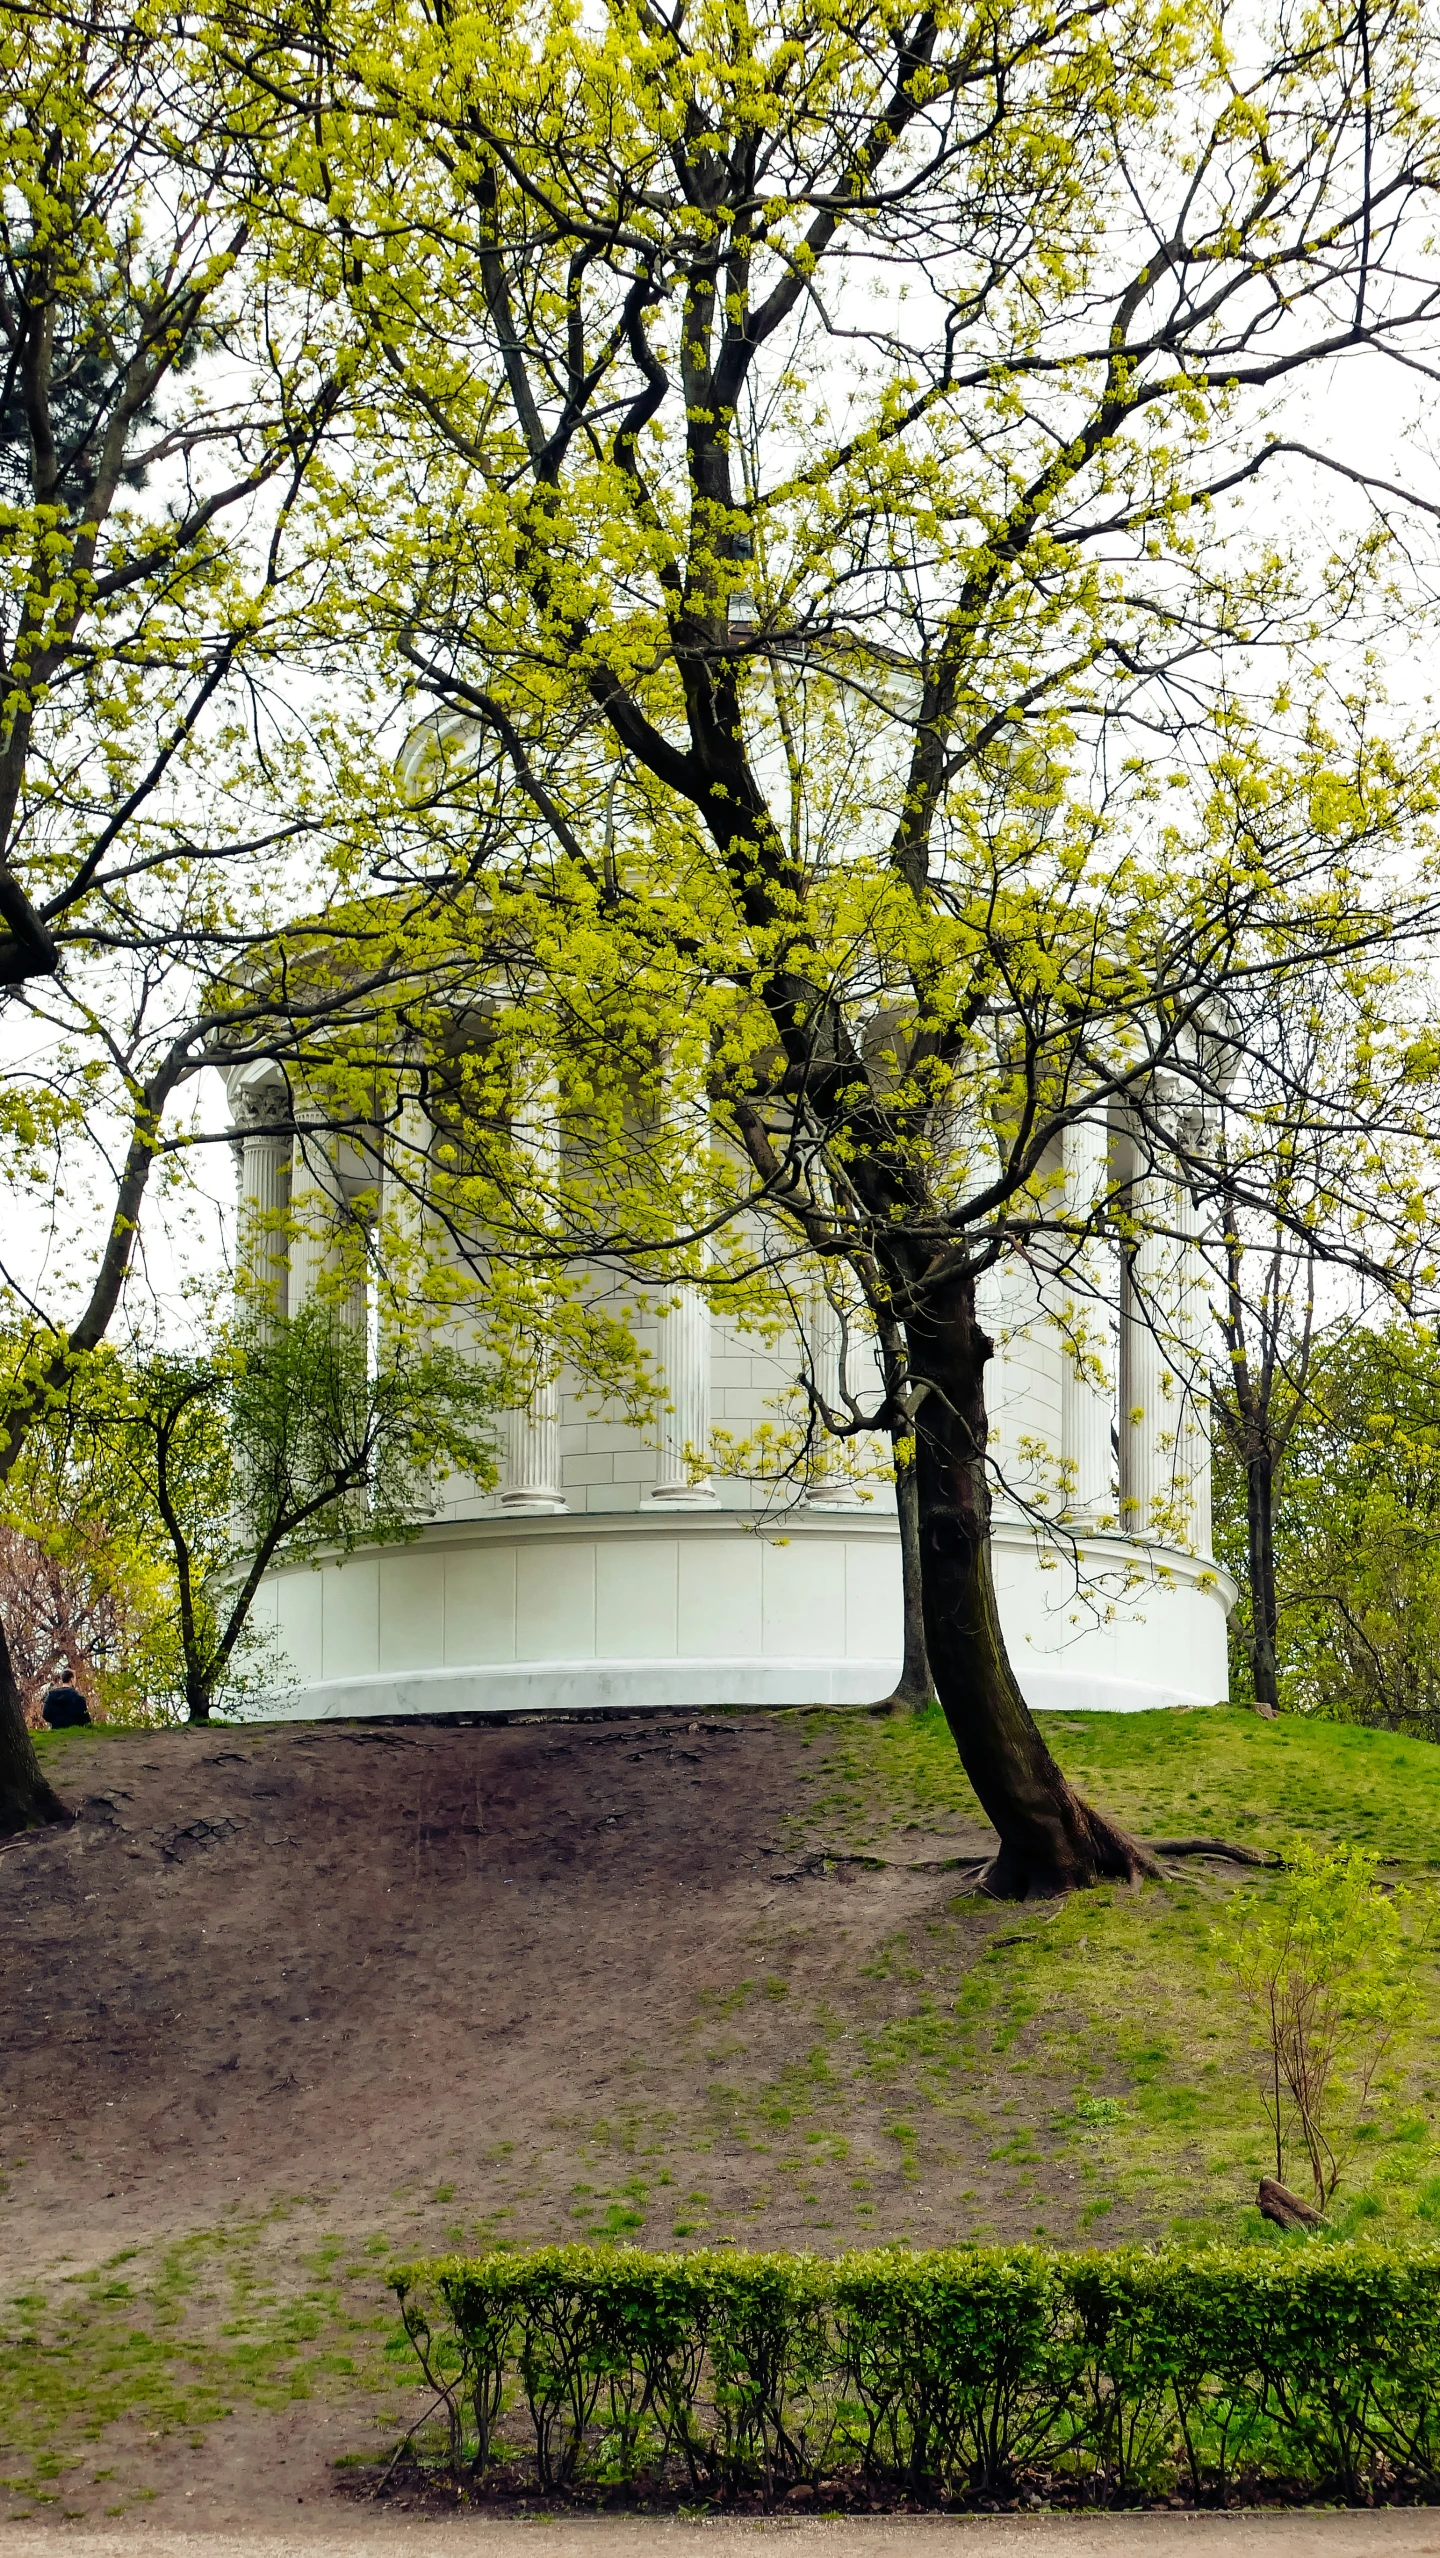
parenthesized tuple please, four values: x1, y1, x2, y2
(651, 1091, 717, 1506)
(977, 1254, 1038, 1517)
(289, 1131, 335, 1311)
(502, 1391, 563, 1510)
(378, 1085, 429, 1334)
(1059, 1117, 1116, 1527)
(1120, 1113, 1214, 1554)
(652, 1281, 716, 1502)
(1174, 1178, 1211, 1555)
(239, 1130, 290, 1322)
(290, 1120, 368, 1340)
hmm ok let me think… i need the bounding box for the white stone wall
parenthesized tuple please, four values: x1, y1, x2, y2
(245, 1510, 1232, 1719)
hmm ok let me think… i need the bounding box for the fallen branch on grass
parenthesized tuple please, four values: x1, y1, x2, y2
(775, 1849, 889, 1879)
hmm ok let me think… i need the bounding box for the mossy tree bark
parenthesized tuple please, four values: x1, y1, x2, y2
(0, 1618, 68, 1838)
(907, 1273, 1157, 1897)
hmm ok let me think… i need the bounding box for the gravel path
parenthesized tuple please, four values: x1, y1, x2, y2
(3, 2514, 1440, 2553)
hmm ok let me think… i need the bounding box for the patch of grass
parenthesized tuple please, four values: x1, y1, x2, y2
(786, 1705, 1440, 2241)
(0, 2221, 412, 2520)
(815, 1701, 1440, 1867)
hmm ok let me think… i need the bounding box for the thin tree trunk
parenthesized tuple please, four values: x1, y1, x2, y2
(0, 1616, 68, 1837)
(907, 1272, 1156, 1898)
(1247, 1450, 1281, 1717)
(882, 1434, 934, 1711)
(872, 1309, 933, 1710)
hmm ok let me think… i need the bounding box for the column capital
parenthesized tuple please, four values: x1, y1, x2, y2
(227, 1060, 290, 1137)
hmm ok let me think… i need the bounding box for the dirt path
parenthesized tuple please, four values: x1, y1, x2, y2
(4, 2518, 1440, 2553)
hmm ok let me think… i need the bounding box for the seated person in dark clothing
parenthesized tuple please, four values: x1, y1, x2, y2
(41, 1663, 91, 1728)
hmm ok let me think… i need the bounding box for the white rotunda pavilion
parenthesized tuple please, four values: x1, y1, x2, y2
(224, 1063, 1234, 1720)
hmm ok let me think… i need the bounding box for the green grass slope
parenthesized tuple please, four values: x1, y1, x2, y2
(798, 1704, 1440, 2244)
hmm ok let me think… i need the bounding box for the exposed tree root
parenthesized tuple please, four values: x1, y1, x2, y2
(870, 1686, 938, 1717)
(1145, 1836, 1280, 1866)
(974, 1825, 1160, 1899)
(776, 1829, 1278, 1894)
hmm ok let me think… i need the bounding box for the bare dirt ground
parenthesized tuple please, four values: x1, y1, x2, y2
(2, 1711, 1026, 2281)
(4, 1708, 1081, 2528)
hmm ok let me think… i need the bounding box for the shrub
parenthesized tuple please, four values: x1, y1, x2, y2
(388, 2242, 1440, 2506)
(1217, 1840, 1424, 2206)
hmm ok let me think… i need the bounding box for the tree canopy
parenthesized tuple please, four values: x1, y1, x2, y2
(7, 0, 1440, 1863)
(215, 0, 1440, 1887)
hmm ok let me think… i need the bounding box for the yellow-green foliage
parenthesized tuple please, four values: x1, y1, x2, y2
(1219, 1841, 1429, 2205)
(198, 0, 1440, 1520)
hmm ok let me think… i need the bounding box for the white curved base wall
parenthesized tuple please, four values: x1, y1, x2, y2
(243, 1510, 1234, 1721)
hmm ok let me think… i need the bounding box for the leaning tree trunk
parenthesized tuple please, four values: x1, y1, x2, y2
(1245, 1451, 1281, 1718)
(0, 1617, 68, 1837)
(881, 1434, 934, 1711)
(906, 1275, 1156, 1898)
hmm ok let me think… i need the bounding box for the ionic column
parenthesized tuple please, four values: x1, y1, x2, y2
(1058, 1117, 1116, 1528)
(290, 1118, 368, 1339)
(977, 1252, 1038, 1516)
(1173, 1177, 1212, 1556)
(500, 1074, 566, 1511)
(651, 1281, 717, 1504)
(238, 1121, 290, 1323)
(650, 1086, 717, 1507)
(373, 1070, 442, 1515)
(289, 1129, 334, 1311)
(501, 1389, 564, 1511)
(377, 1078, 429, 1341)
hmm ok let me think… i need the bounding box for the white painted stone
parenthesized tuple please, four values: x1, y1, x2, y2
(244, 1511, 1234, 1722)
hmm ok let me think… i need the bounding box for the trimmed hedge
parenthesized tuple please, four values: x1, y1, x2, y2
(389, 2242, 1440, 2505)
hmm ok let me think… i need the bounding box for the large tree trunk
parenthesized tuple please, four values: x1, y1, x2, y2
(0, 1617, 68, 1837)
(907, 1273, 1156, 1898)
(1246, 1450, 1281, 1718)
